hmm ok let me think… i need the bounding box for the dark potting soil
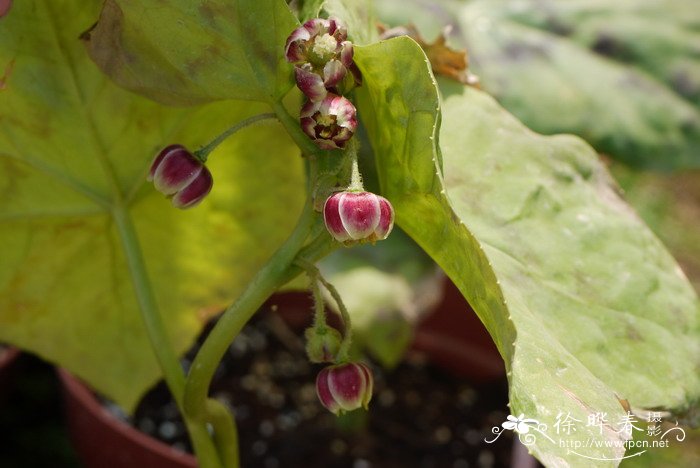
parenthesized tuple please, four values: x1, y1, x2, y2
(111, 304, 515, 468)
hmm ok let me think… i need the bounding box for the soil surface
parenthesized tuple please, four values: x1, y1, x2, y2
(112, 301, 515, 467)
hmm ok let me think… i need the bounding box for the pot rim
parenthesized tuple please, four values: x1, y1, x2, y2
(57, 368, 197, 467)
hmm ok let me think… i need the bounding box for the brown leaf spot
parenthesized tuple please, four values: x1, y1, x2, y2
(617, 396, 631, 413)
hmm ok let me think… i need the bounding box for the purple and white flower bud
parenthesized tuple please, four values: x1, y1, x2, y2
(148, 145, 213, 209)
(323, 191, 394, 244)
(300, 94, 357, 150)
(316, 362, 373, 415)
(285, 17, 358, 101)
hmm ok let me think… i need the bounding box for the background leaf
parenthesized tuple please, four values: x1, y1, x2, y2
(612, 166, 700, 292)
(0, 0, 305, 410)
(376, 0, 700, 170)
(319, 230, 441, 368)
(355, 37, 700, 465)
(85, 0, 298, 105)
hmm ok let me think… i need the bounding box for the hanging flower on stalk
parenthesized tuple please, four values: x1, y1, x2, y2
(300, 93, 357, 150)
(316, 362, 374, 415)
(148, 145, 213, 209)
(323, 191, 394, 244)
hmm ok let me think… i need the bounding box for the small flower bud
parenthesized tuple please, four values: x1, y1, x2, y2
(148, 145, 213, 209)
(316, 362, 373, 415)
(323, 191, 394, 243)
(300, 94, 357, 150)
(305, 327, 342, 363)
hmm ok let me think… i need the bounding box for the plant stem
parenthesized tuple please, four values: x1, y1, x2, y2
(183, 200, 315, 419)
(347, 140, 364, 192)
(310, 274, 327, 329)
(194, 113, 277, 162)
(295, 259, 354, 362)
(181, 100, 340, 466)
(207, 399, 239, 468)
(271, 101, 323, 157)
(111, 202, 223, 468)
(321, 276, 353, 361)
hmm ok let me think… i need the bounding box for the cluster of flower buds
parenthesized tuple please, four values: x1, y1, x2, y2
(285, 18, 360, 150)
(285, 18, 360, 102)
(323, 191, 394, 244)
(148, 145, 213, 209)
(316, 362, 373, 415)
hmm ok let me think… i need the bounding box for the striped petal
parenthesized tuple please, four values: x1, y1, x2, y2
(323, 193, 351, 242)
(171, 166, 213, 209)
(152, 147, 202, 195)
(338, 192, 381, 240)
(373, 196, 395, 240)
(284, 26, 311, 63)
(322, 59, 346, 88)
(295, 65, 327, 102)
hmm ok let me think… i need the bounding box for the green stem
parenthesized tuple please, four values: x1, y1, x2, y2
(111, 202, 222, 468)
(271, 101, 323, 157)
(207, 399, 239, 468)
(317, 273, 353, 362)
(347, 140, 364, 192)
(310, 274, 327, 329)
(184, 201, 316, 419)
(295, 258, 353, 362)
(181, 101, 340, 466)
(194, 113, 277, 162)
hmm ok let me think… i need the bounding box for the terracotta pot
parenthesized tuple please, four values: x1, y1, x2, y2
(57, 292, 314, 468)
(58, 369, 197, 468)
(0, 346, 21, 402)
(59, 286, 516, 468)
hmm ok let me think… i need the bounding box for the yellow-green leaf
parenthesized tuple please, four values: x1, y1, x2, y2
(355, 37, 700, 466)
(0, 0, 305, 410)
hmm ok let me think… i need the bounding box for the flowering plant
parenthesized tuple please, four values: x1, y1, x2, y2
(0, 0, 698, 467)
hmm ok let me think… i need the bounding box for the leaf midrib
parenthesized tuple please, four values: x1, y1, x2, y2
(44, 1, 125, 210)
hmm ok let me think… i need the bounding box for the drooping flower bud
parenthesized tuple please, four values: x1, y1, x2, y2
(323, 191, 394, 244)
(285, 18, 359, 101)
(300, 94, 357, 150)
(305, 326, 342, 363)
(316, 362, 373, 415)
(148, 145, 213, 209)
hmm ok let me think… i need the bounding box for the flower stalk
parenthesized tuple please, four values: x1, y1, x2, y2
(193, 113, 277, 162)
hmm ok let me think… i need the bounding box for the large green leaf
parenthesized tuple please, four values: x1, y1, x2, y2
(0, 0, 304, 410)
(355, 37, 700, 466)
(376, 0, 700, 171)
(85, 0, 298, 105)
